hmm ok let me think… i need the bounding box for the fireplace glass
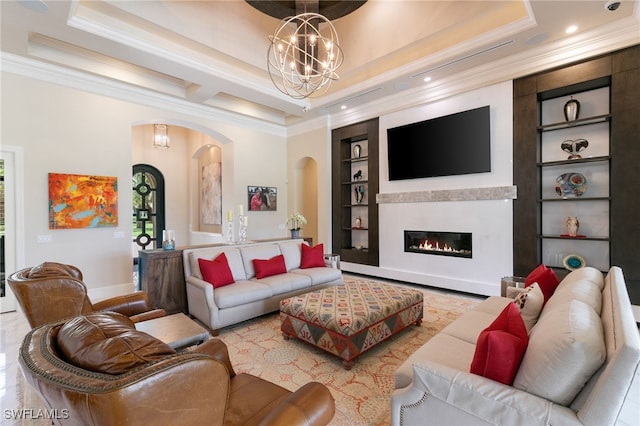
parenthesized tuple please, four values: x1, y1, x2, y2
(404, 230, 472, 258)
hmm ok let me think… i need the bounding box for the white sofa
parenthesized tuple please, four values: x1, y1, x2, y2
(183, 239, 342, 332)
(392, 266, 640, 426)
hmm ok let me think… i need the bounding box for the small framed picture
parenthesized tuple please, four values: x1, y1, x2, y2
(248, 186, 277, 211)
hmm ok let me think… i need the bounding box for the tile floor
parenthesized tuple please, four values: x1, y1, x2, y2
(1, 286, 639, 425)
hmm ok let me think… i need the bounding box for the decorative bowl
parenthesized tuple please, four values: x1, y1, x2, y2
(563, 254, 586, 271)
(555, 172, 587, 198)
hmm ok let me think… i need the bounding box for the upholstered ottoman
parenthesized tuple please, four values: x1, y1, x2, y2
(280, 281, 423, 369)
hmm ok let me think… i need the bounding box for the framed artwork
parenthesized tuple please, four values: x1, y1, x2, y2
(248, 186, 277, 211)
(48, 173, 118, 229)
(201, 162, 222, 225)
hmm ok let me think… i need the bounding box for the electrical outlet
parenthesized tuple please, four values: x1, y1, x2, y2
(278, 224, 286, 230)
(113, 231, 125, 239)
(37, 235, 53, 243)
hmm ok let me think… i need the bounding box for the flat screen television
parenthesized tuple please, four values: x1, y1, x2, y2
(387, 105, 491, 181)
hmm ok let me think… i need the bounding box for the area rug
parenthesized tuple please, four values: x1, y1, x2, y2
(217, 277, 479, 425)
(13, 277, 480, 426)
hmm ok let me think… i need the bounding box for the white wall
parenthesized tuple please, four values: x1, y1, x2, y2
(344, 81, 514, 296)
(2, 72, 289, 298)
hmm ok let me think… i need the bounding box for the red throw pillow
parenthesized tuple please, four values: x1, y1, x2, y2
(301, 243, 326, 269)
(198, 253, 235, 288)
(253, 254, 287, 279)
(470, 303, 529, 385)
(524, 264, 560, 303)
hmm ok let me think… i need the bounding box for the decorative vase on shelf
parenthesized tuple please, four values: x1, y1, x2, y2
(563, 96, 580, 121)
(355, 216, 362, 228)
(566, 216, 580, 237)
(354, 185, 365, 204)
(162, 230, 175, 250)
(353, 144, 361, 158)
(290, 229, 300, 239)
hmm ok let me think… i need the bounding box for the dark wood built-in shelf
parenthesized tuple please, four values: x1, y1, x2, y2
(513, 44, 640, 305)
(332, 118, 380, 267)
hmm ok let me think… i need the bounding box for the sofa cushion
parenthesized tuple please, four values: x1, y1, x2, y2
(213, 280, 274, 309)
(301, 243, 326, 269)
(190, 247, 246, 281)
(542, 267, 604, 316)
(291, 267, 343, 286)
(278, 241, 303, 271)
(470, 303, 528, 385)
(199, 253, 235, 288)
(513, 299, 606, 405)
(240, 244, 282, 278)
(395, 332, 477, 389)
(253, 255, 287, 279)
(513, 282, 544, 333)
(57, 312, 175, 375)
(251, 272, 312, 295)
(525, 264, 559, 303)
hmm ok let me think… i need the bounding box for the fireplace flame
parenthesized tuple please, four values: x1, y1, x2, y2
(418, 240, 454, 252)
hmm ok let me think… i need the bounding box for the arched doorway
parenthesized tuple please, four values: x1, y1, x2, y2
(132, 164, 165, 260)
(295, 157, 318, 244)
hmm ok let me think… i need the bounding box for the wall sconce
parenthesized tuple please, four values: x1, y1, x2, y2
(153, 124, 170, 149)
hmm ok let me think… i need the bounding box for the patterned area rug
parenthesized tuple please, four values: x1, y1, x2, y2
(14, 277, 479, 425)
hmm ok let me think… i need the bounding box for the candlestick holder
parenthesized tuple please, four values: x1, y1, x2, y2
(226, 220, 234, 244)
(238, 214, 247, 243)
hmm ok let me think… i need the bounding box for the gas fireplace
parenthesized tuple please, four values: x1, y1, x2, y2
(404, 230, 472, 258)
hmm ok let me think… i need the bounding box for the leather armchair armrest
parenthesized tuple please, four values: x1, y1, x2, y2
(259, 382, 335, 426)
(129, 309, 167, 323)
(92, 291, 158, 317)
(193, 338, 236, 377)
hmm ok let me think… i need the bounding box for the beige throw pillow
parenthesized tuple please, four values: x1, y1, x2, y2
(513, 282, 544, 333)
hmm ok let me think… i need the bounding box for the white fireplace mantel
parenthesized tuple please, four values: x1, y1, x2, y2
(376, 185, 517, 204)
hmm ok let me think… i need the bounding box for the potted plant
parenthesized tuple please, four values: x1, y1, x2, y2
(286, 212, 307, 239)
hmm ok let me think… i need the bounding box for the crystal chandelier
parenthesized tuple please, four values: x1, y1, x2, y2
(267, 12, 343, 99)
(153, 124, 170, 149)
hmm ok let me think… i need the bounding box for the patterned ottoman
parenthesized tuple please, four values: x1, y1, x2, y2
(280, 281, 423, 369)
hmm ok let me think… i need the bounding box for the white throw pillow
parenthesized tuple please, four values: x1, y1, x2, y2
(513, 299, 606, 405)
(513, 282, 544, 333)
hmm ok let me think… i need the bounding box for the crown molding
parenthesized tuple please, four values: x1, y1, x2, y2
(0, 52, 287, 137)
(326, 17, 640, 130)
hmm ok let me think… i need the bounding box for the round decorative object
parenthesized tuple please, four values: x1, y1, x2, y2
(555, 172, 587, 198)
(560, 138, 589, 160)
(353, 144, 361, 158)
(564, 96, 580, 121)
(563, 254, 586, 271)
(355, 216, 362, 228)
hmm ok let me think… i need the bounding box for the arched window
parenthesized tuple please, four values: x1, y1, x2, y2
(132, 164, 165, 258)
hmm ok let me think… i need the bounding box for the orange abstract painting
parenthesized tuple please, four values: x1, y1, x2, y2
(48, 173, 118, 229)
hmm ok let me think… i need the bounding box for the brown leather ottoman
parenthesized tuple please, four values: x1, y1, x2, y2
(280, 281, 423, 369)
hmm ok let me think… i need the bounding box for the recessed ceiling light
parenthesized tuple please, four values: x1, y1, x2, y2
(341, 105, 347, 110)
(423, 76, 432, 82)
(566, 25, 578, 34)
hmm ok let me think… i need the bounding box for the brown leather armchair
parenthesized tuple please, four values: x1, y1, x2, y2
(19, 312, 335, 426)
(8, 261, 166, 328)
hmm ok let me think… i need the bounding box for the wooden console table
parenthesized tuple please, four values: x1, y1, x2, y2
(138, 248, 187, 314)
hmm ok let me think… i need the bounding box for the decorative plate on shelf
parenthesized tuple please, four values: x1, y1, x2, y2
(555, 172, 587, 198)
(563, 254, 586, 271)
